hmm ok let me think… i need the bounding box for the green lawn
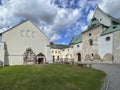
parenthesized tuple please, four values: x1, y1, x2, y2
(0, 64, 106, 90)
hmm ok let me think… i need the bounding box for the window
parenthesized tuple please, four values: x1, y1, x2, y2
(21, 30, 24, 37)
(68, 49, 69, 52)
(113, 26, 117, 29)
(89, 33, 92, 36)
(27, 30, 30, 37)
(91, 18, 96, 21)
(100, 18, 102, 21)
(57, 56, 59, 60)
(52, 50, 54, 53)
(58, 51, 60, 54)
(32, 31, 35, 38)
(106, 36, 110, 41)
(55, 51, 57, 53)
(89, 39, 93, 46)
(77, 45, 79, 48)
(91, 53, 94, 56)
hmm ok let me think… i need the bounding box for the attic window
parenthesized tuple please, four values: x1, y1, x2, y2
(100, 18, 102, 21)
(32, 32, 35, 38)
(92, 19, 94, 21)
(113, 26, 117, 29)
(77, 45, 79, 48)
(27, 30, 30, 37)
(21, 30, 24, 37)
(92, 18, 96, 21)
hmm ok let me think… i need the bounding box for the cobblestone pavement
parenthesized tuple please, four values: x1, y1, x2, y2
(92, 63, 120, 90)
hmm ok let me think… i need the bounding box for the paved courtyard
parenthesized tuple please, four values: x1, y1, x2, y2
(92, 63, 120, 90)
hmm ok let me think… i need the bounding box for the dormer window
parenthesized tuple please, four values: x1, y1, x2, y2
(92, 18, 96, 21)
(113, 26, 117, 29)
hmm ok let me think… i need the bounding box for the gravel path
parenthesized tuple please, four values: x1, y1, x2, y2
(92, 63, 120, 90)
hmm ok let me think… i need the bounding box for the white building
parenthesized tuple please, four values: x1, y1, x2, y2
(50, 43, 67, 63)
(0, 20, 52, 66)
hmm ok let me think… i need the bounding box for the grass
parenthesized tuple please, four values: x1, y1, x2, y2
(0, 64, 106, 90)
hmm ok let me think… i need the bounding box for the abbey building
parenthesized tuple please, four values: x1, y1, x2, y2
(50, 7, 120, 64)
(0, 6, 120, 66)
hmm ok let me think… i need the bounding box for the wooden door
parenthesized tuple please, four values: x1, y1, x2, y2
(78, 53, 81, 61)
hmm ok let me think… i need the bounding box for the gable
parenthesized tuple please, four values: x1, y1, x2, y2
(93, 7, 112, 26)
(1, 20, 50, 55)
(1, 20, 49, 40)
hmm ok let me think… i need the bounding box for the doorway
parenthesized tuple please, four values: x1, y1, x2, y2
(38, 58, 44, 64)
(77, 53, 81, 62)
(53, 56, 55, 63)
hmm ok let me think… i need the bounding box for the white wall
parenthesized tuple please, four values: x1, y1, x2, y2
(0, 43, 5, 65)
(61, 47, 73, 61)
(2, 20, 52, 65)
(98, 33, 113, 59)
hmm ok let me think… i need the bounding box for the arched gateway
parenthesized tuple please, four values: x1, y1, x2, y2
(37, 53, 45, 64)
(23, 48, 36, 64)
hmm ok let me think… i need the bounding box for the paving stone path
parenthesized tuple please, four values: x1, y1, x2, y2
(92, 63, 120, 90)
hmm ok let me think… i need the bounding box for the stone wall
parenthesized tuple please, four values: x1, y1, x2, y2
(82, 25, 103, 62)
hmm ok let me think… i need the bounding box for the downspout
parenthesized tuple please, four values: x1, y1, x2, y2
(112, 33, 114, 63)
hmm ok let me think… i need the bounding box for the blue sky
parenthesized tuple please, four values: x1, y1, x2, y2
(0, 0, 120, 44)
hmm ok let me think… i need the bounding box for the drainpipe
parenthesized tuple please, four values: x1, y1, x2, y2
(112, 33, 114, 63)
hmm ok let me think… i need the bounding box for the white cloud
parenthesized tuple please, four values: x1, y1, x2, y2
(2, 0, 119, 43)
(81, 25, 88, 31)
(0, 0, 82, 42)
(87, 9, 94, 22)
(0, 1, 24, 31)
(99, 0, 120, 18)
(50, 34, 61, 41)
(41, 8, 81, 41)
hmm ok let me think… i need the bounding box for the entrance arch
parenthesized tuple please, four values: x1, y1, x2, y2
(37, 53, 45, 64)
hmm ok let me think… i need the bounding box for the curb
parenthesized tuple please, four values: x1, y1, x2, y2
(102, 75, 111, 90)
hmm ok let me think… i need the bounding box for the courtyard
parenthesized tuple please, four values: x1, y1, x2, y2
(0, 64, 106, 90)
